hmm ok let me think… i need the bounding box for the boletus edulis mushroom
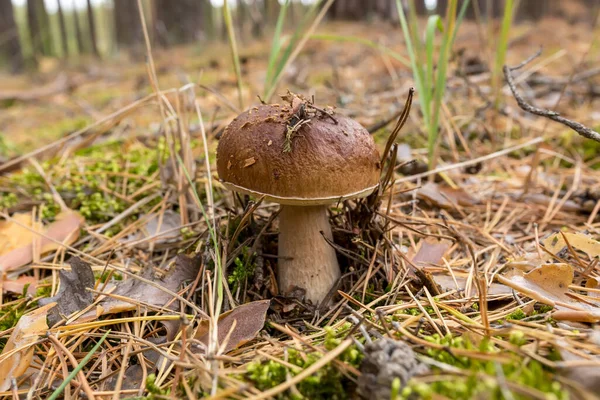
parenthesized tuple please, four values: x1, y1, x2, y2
(216, 93, 381, 304)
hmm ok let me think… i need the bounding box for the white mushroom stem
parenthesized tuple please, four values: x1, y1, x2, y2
(278, 204, 341, 304)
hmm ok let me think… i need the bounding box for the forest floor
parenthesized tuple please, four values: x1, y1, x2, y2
(0, 16, 600, 399)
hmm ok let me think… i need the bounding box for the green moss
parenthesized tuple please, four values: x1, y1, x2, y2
(399, 333, 568, 400)
(559, 129, 600, 169)
(246, 325, 362, 399)
(0, 294, 38, 351)
(506, 305, 554, 323)
(0, 141, 164, 226)
(144, 374, 170, 399)
(352, 283, 378, 304)
(35, 284, 53, 298)
(0, 192, 18, 209)
(228, 247, 257, 293)
(506, 308, 527, 320)
(0, 134, 17, 157)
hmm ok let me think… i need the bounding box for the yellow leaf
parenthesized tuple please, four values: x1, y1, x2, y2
(543, 232, 600, 261)
(0, 302, 55, 391)
(0, 211, 84, 272)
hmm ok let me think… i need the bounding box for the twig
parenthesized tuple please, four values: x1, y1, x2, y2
(503, 50, 600, 143)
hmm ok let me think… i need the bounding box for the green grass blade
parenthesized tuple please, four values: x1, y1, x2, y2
(309, 33, 410, 67)
(264, 0, 334, 101)
(428, 0, 458, 167)
(425, 15, 441, 104)
(264, 0, 290, 94)
(262, 0, 321, 100)
(48, 330, 111, 400)
(493, 0, 514, 108)
(269, 0, 322, 88)
(451, 0, 471, 45)
(396, 0, 429, 123)
(223, 0, 244, 109)
(177, 154, 223, 315)
(407, 0, 425, 62)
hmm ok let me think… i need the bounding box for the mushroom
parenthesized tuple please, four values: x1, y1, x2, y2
(216, 95, 381, 304)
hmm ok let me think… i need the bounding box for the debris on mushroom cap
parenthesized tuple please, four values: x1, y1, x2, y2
(216, 93, 382, 205)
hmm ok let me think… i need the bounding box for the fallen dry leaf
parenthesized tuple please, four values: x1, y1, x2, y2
(0, 302, 55, 391)
(0, 213, 38, 255)
(405, 238, 454, 295)
(78, 253, 200, 322)
(433, 274, 512, 296)
(120, 210, 182, 246)
(1, 276, 37, 295)
(410, 238, 452, 266)
(0, 210, 84, 272)
(497, 263, 600, 322)
(418, 182, 477, 209)
(39, 257, 96, 326)
(195, 299, 270, 354)
(543, 231, 600, 261)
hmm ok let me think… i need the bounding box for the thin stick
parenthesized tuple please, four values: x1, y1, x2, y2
(503, 50, 600, 143)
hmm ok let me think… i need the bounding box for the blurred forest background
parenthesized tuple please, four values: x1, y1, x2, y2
(1, 0, 599, 73)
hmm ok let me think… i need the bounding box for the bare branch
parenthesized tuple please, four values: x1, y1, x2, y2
(503, 50, 600, 143)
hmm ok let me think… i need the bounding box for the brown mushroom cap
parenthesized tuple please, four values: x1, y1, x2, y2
(216, 103, 381, 205)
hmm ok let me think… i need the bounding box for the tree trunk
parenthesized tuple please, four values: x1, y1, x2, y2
(237, 0, 247, 40)
(57, 0, 69, 57)
(26, 0, 42, 57)
(73, 2, 85, 54)
(154, 0, 203, 46)
(39, 0, 52, 55)
(329, 0, 378, 20)
(264, 0, 280, 24)
(114, 0, 143, 51)
(249, 0, 263, 38)
(86, 0, 99, 56)
(0, 0, 23, 72)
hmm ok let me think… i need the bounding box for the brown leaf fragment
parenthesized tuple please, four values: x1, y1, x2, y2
(195, 299, 270, 354)
(120, 210, 181, 246)
(417, 182, 477, 209)
(542, 231, 600, 261)
(1, 276, 37, 295)
(433, 274, 512, 296)
(243, 157, 256, 168)
(586, 278, 600, 299)
(0, 210, 84, 272)
(78, 253, 201, 322)
(39, 257, 95, 326)
(498, 263, 575, 306)
(41, 211, 85, 253)
(0, 302, 55, 391)
(410, 238, 452, 266)
(404, 238, 453, 296)
(497, 263, 600, 322)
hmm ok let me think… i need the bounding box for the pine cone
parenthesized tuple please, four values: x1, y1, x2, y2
(358, 338, 429, 400)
